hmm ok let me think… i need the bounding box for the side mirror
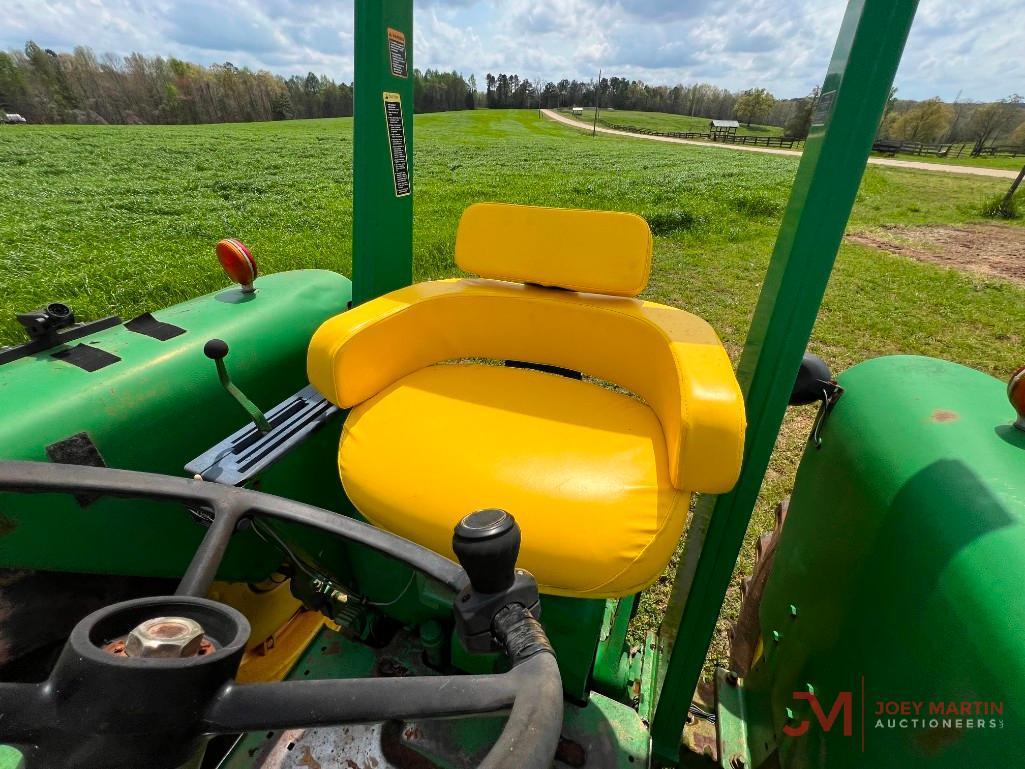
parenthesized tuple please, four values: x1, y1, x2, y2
(790, 354, 834, 406)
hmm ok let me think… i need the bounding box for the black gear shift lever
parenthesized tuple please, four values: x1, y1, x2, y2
(451, 509, 539, 653)
(452, 509, 521, 594)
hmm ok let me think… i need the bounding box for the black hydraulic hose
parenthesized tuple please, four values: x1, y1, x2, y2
(492, 604, 553, 663)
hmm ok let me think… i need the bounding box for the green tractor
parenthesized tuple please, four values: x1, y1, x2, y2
(0, 1, 1021, 767)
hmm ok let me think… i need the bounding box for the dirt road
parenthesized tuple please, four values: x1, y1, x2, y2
(541, 109, 1021, 180)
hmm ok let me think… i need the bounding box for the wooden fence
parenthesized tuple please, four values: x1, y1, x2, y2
(603, 123, 802, 149)
(872, 139, 1025, 159)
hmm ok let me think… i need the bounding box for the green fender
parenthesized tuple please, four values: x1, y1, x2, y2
(741, 355, 1024, 767)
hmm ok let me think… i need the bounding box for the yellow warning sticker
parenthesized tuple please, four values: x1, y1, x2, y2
(383, 92, 410, 197)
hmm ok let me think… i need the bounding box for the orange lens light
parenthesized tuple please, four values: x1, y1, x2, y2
(216, 239, 257, 289)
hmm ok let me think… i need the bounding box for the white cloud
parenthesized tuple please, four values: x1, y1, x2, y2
(1, 0, 1021, 99)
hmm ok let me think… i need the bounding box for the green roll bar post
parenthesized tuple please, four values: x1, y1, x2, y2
(649, 1, 921, 763)
(352, 0, 414, 305)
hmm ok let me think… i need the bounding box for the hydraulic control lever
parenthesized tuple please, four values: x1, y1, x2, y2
(203, 339, 271, 434)
(451, 509, 545, 657)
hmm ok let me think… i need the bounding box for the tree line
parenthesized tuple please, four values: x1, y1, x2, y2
(0, 42, 474, 124)
(4, 40, 1023, 149)
(878, 92, 1025, 147)
(487, 74, 749, 121)
(484, 72, 1025, 146)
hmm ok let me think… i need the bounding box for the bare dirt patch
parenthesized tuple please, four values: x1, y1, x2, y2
(846, 223, 1025, 284)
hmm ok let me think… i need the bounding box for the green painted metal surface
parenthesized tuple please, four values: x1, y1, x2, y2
(353, 0, 414, 305)
(539, 594, 606, 703)
(716, 668, 753, 769)
(593, 595, 637, 701)
(650, 1, 920, 763)
(739, 355, 1024, 767)
(0, 746, 23, 769)
(0, 270, 351, 580)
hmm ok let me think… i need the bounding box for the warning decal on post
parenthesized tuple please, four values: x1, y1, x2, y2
(383, 92, 411, 197)
(811, 89, 836, 127)
(387, 28, 408, 78)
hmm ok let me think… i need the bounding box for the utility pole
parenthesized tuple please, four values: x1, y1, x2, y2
(592, 68, 602, 137)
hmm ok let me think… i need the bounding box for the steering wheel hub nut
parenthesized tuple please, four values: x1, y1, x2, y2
(125, 616, 208, 659)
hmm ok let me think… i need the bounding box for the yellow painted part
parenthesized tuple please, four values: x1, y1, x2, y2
(751, 635, 764, 673)
(308, 278, 745, 493)
(235, 611, 331, 684)
(208, 581, 326, 683)
(208, 580, 302, 652)
(454, 203, 653, 297)
(341, 363, 691, 597)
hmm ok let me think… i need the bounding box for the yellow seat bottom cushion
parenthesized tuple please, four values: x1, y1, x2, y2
(339, 363, 691, 598)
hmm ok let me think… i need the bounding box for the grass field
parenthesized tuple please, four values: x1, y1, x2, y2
(2, 108, 1023, 674)
(566, 107, 782, 136)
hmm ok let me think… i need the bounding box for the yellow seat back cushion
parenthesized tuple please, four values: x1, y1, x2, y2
(308, 279, 745, 494)
(340, 364, 691, 597)
(455, 203, 653, 297)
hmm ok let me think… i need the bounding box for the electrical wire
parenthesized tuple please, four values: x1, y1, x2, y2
(365, 572, 416, 607)
(250, 517, 335, 587)
(250, 517, 417, 608)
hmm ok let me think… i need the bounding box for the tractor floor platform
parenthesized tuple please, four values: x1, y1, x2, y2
(218, 624, 651, 769)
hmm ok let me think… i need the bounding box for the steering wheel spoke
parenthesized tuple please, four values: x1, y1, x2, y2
(175, 502, 244, 597)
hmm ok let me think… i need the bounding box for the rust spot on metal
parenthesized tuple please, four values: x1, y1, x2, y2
(103, 639, 128, 656)
(931, 409, 959, 423)
(102, 635, 215, 657)
(376, 658, 411, 677)
(297, 746, 322, 769)
(380, 721, 445, 769)
(0, 514, 15, 537)
(322, 640, 343, 656)
(555, 737, 586, 767)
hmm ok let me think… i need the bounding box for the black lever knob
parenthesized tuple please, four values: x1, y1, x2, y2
(201, 338, 271, 433)
(790, 353, 834, 406)
(452, 509, 520, 594)
(203, 338, 229, 361)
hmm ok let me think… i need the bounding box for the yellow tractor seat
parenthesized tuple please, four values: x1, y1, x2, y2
(308, 203, 746, 598)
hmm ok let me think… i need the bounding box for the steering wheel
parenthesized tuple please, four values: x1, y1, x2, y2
(0, 461, 563, 769)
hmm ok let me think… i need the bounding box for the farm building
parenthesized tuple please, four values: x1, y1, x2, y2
(709, 119, 739, 140)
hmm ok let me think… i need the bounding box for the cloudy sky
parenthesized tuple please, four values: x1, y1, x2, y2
(3, 0, 1022, 100)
